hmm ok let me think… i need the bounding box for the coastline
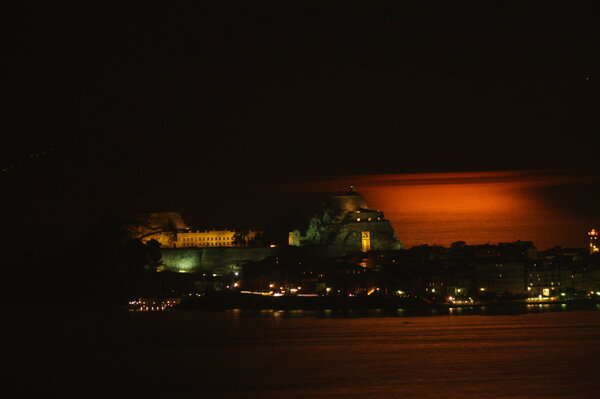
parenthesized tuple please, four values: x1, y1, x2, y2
(173, 292, 600, 314)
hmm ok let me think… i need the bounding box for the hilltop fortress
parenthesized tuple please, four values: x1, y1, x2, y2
(129, 188, 402, 273)
(303, 186, 402, 252)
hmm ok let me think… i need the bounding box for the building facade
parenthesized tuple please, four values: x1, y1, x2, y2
(173, 230, 260, 248)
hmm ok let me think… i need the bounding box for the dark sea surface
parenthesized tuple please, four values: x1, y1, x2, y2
(8, 306, 600, 398)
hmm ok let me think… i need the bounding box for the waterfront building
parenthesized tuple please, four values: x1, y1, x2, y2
(527, 268, 573, 296)
(474, 262, 527, 295)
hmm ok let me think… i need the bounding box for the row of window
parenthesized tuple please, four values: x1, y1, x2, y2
(180, 236, 234, 242)
(179, 242, 235, 247)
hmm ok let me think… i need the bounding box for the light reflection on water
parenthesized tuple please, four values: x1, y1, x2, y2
(224, 302, 598, 319)
(10, 308, 600, 398)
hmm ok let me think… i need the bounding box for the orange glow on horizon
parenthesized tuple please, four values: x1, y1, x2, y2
(293, 170, 595, 250)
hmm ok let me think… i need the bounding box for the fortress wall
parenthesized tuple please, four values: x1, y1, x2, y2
(329, 195, 368, 213)
(161, 247, 276, 273)
(329, 221, 403, 251)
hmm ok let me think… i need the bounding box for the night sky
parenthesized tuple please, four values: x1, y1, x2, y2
(2, 2, 598, 258)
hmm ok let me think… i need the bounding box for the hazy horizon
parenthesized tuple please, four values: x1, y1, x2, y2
(291, 170, 599, 250)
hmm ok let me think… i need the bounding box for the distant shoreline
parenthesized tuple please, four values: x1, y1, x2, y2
(172, 292, 600, 313)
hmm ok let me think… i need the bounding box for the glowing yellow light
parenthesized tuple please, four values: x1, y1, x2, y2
(479, 287, 486, 291)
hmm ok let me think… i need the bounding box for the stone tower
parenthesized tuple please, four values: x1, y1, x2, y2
(589, 229, 599, 254)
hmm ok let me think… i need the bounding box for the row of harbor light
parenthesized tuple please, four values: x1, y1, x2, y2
(128, 298, 179, 311)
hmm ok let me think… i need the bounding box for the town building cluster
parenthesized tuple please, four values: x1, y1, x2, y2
(128, 190, 600, 304)
(235, 240, 600, 303)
